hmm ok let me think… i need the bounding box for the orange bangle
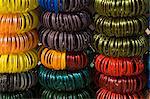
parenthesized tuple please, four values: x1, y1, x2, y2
(0, 30, 38, 54)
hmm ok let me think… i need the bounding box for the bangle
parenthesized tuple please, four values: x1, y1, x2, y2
(41, 11, 91, 32)
(38, 65, 91, 91)
(41, 89, 92, 99)
(96, 88, 144, 99)
(94, 34, 148, 57)
(0, 30, 38, 54)
(95, 15, 147, 37)
(0, 69, 37, 92)
(0, 50, 38, 73)
(96, 73, 147, 94)
(38, 0, 90, 13)
(41, 47, 88, 71)
(0, 11, 38, 35)
(39, 26, 91, 51)
(95, 54, 144, 76)
(95, 0, 148, 17)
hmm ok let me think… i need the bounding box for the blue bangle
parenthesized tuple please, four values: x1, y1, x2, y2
(54, 0, 58, 13)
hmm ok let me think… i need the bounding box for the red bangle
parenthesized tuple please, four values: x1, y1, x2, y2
(96, 73, 147, 94)
(95, 54, 144, 76)
(96, 88, 144, 99)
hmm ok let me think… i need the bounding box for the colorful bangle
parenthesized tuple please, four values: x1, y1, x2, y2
(95, 0, 148, 17)
(94, 34, 148, 57)
(0, 50, 38, 73)
(96, 88, 144, 99)
(38, 65, 91, 91)
(38, 0, 90, 13)
(39, 26, 91, 51)
(95, 54, 144, 76)
(0, 30, 38, 54)
(41, 47, 88, 71)
(41, 11, 91, 32)
(95, 15, 147, 37)
(0, 11, 38, 35)
(0, 69, 37, 92)
(96, 73, 147, 94)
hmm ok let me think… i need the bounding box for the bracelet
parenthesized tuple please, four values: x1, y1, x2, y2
(41, 47, 88, 71)
(94, 34, 148, 57)
(39, 26, 91, 51)
(96, 73, 147, 94)
(95, 0, 148, 17)
(95, 54, 144, 76)
(0, 50, 38, 73)
(96, 88, 144, 99)
(38, 65, 91, 91)
(0, 30, 38, 54)
(41, 11, 91, 32)
(38, 0, 90, 13)
(95, 15, 147, 37)
(0, 69, 37, 92)
(0, 11, 38, 35)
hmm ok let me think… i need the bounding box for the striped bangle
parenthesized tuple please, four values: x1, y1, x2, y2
(38, 65, 91, 91)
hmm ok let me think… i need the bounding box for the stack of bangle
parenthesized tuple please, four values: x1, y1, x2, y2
(94, 34, 148, 57)
(95, 54, 144, 76)
(38, 66, 91, 91)
(95, 0, 147, 17)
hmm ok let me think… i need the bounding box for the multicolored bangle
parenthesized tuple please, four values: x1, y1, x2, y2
(38, 65, 91, 91)
(41, 47, 88, 71)
(95, 54, 144, 76)
(39, 26, 91, 51)
(41, 11, 91, 32)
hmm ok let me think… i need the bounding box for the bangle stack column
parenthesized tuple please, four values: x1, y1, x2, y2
(94, 0, 148, 98)
(0, 0, 39, 98)
(38, 0, 93, 98)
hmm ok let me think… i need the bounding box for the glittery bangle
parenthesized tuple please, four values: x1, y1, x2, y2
(39, 26, 91, 51)
(95, 54, 144, 76)
(38, 65, 91, 91)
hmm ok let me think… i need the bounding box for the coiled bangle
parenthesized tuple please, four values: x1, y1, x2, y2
(0, 11, 38, 35)
(41, 89, 92, 99)
(94, 34, 148, 57)
(39, 26, 91, 51)
(0, 69, 37, 92)
(0, 50, 38, 73)
(96, 88, 144, 99)
(96, 73, 147, 94)
(0, 0, 38, 13)
(41, 47, 88, 71)
(95, 15, 147, 37)
(38, 0, 90, 13)
(95, 0, 148, 17)
(0, 30, 38, 54)
(95, 54, 144, 76)
(41, 11, 91, 32)
(38, 66, 91, 91)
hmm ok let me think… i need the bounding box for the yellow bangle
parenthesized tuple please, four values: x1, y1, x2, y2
(0, 0, 38, 13)
(0, 49, 38, 73)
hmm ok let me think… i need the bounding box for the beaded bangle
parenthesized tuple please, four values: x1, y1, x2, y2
(0, 30, 38, 54)
(38, 66, 91, 91)
(96, 73, 147, 94)
(0, 50, 38, 73)
(95, 54, 144, 76)
(38, 0, 90, 13)
(39, 26, 91, 51)
(41, 48, 88, 71)
(95, 0, 148, 17)
(0, 69, 37, 92)
(95, 15, 147, 37)
(41, 11, 91, 32)
(94, 34, 148, 57)
(0, 11, 38, 35)
(96, 88, 144, 99)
